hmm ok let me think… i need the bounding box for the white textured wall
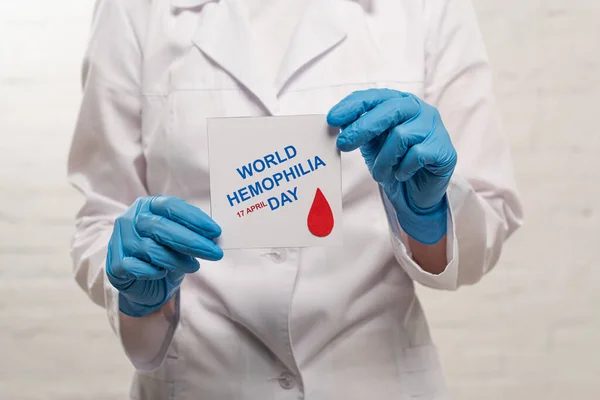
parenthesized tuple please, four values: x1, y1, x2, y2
(0, 1, 598, 399)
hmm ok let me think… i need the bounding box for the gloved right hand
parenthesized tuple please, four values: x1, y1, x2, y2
(106, 196, 223, 317)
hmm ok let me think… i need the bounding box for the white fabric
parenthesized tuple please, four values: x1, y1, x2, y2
(242, 0, 312, 81)
(68, 0, 524, 399)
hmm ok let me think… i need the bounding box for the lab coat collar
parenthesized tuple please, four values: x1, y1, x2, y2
(274, 0, 347, 95)
(172, 0, 348, 115)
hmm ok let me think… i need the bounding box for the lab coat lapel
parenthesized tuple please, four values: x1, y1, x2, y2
(179, 0, 348, 111)
(188, 0, 279, 114)
(274, 0, 347, 95)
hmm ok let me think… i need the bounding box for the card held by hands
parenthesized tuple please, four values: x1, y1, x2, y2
(207, 115, 343, 249)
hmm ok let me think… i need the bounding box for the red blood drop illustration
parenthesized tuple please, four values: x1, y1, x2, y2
(307, 188, 334, 237)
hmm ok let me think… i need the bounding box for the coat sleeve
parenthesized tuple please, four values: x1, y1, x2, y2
(386, 0, 524, 290)
(67, 0, 178, 371)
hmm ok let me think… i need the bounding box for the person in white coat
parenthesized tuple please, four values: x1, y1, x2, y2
(68, 0, 524, 398)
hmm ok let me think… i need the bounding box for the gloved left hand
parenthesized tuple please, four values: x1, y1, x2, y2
(327, 89, 457, 245)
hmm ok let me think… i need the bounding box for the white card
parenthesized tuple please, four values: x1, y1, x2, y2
(207, 115, 343, 249)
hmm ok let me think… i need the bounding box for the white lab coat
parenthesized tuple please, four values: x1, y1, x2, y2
(68, 0, 524, 398)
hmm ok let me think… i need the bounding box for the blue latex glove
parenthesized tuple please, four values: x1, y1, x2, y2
(106, 196, 223, 317)
(328, 89, 457, 245)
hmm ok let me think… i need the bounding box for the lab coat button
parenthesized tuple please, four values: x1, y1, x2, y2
(268, 249, 287, 263)
(277, 371, 295, 390)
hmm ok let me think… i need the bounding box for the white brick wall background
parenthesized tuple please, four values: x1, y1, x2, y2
(0, 0, 597, 399)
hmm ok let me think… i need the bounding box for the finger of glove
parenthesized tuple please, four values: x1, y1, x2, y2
(360, 133, 387, 173)
(107, 220, 131, 284)
(149, 196, 222, 239)
(394, 144, 438, 182)
(135, 213, 224, 261)
(128, 237, 200, 274)
(109, 256, 169, 284)
(167, 269, 186, 285)
(327, 88, 404, 127)
(108, 219, 126, 265)
(372, 125, 425, 183)
(336, 96, 421, 152)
